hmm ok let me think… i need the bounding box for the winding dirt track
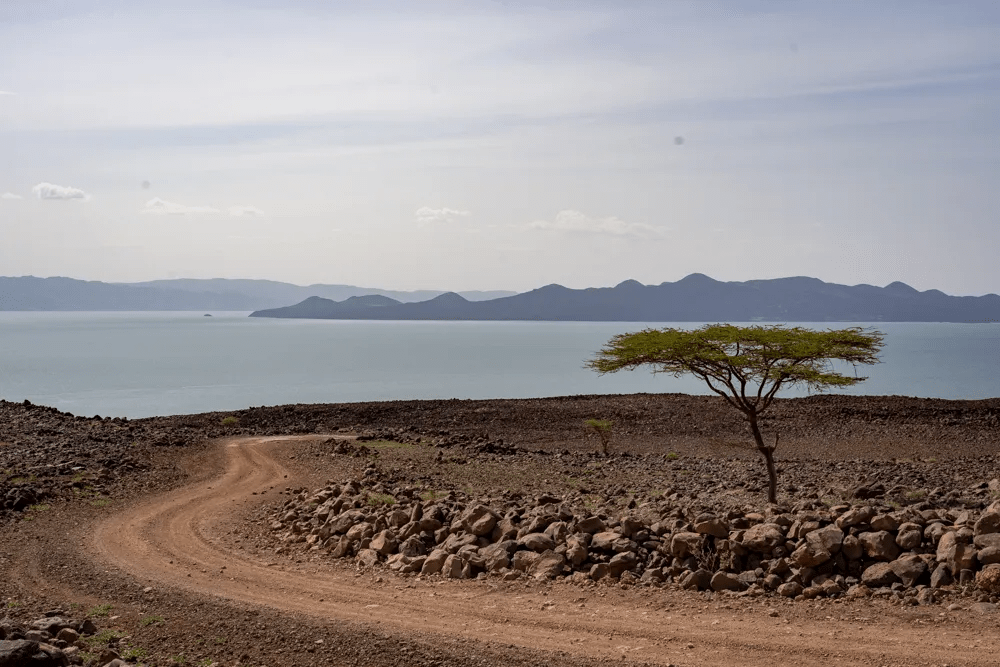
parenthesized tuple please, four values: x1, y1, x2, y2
(93, 436, 1000, 666)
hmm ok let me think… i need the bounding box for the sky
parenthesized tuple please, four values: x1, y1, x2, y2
(1, 1, 998, 295)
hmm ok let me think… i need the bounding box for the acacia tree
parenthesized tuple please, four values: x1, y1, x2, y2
(586, 324, 884, 503)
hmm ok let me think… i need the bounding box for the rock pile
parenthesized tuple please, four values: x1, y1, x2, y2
(270, 478, 1000, 605)
(0, 612, 108, 666)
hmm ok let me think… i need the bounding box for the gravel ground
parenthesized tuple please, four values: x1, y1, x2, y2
(2, 393, 1000, 666)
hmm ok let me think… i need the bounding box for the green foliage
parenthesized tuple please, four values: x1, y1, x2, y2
(588, 324, 884, 503)
(9, 475, 37, 484)
(221, 416, 239, 427)
(665, 452, 679, 461)
(83, 629, 124, 645)
(587, 324, 884, 411)
(141, 614, 165, 626)
(121, 644, 148, 660)
(90, 498, 111, 508)
(366, 492, 396, 507)
(419, 489, 446, 501)
(87, 603, 113, 617)
(583, 418, 613, 456)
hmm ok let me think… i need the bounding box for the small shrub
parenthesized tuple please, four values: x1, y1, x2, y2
(366, 493, 396, 507)
(90, 499, 111, 508)
(141, 615, 165, 626)
(121, 644, 148, 660)
(583, 419, 613, 456)
(87, 603, 113, 618)
(83, 629, 124, 646)
(221, 416, 239, 427)
(419, 490, 445, 501)
(666, 452, 679, 461)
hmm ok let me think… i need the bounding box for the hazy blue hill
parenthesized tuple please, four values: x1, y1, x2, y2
(249, 274, 1000, 323)
(0, 276, 515, 311)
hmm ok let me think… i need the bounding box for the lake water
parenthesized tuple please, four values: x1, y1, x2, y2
(0, 312, 996, 418)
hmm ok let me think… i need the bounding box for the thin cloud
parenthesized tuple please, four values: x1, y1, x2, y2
(528, 210, 665, 239)
(228, 205, 265, 217)
(414, 206, 471, 226)
(32, 182, 91, 201)
(141, 197, 220, 215)
(0, 91, 14, 96)
(1, 192, 22, 200)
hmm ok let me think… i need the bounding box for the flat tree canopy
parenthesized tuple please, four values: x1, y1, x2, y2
(587, 324, 884, 502)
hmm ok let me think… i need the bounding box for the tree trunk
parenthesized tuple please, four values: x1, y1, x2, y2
(747, 413, 778, 504)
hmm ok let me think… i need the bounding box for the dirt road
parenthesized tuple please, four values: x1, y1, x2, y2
(91, 436, 1000, 666)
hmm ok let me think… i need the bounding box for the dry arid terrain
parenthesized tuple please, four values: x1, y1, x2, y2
(3, 393, 1000, 666)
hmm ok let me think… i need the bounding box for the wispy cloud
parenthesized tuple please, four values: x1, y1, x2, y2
(228, 205, 265, 217)
(0, 91, 14, 96)
(414, 206, 471, 226)
(141, 197, 219, 215)
(528, 210, 665, 239)
(32, 182, 90, 201)
(1, 192, 22, 200)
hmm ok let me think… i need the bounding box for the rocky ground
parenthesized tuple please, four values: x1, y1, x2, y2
(2, 393, 1000, 666)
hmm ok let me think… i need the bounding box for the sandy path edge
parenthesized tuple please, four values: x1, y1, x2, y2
(89, 435, 999, 667)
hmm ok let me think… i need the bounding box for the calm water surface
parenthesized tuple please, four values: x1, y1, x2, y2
(0, 312, 996, 418)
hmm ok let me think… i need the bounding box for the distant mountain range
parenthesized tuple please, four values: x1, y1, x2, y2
(250, 274, 1000, 323)
(0, 277, 516, 311)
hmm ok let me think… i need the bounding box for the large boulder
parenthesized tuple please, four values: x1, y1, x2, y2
(512, 550, 541, 572)
(528, 551, 566, 580)
(938, 531, 977, 574)
(565, 536, 589, 566)
(576, 516, 606, 534)
(420, 549, 449, 575)
(792, 525, 844, 567)
(861, 562, 899, 588)
(975, 512, 1000, 536)
(669, 532, 704, 558)
(979, 546, 1000, 566)
(841, 535, 864, 560)
(890, 555, 928, 587)
(977, 564, 1000, 593)
(441, 554, 465, 579)
(518, 533, 556, 553)
(679, 569, 713, 591)
(858, 531, 900, 561)
(459, 504, 499, 537)
(741, 523, 785, 553)
(693, 515, 730, 538)
(607, 551, 639, 577)
(710, 571, 745, 592)
(895, 523, 924, 550)
(836, 506, 875, 529)
(369, 530, 398, 556)
(974, 533, 1000, 550)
